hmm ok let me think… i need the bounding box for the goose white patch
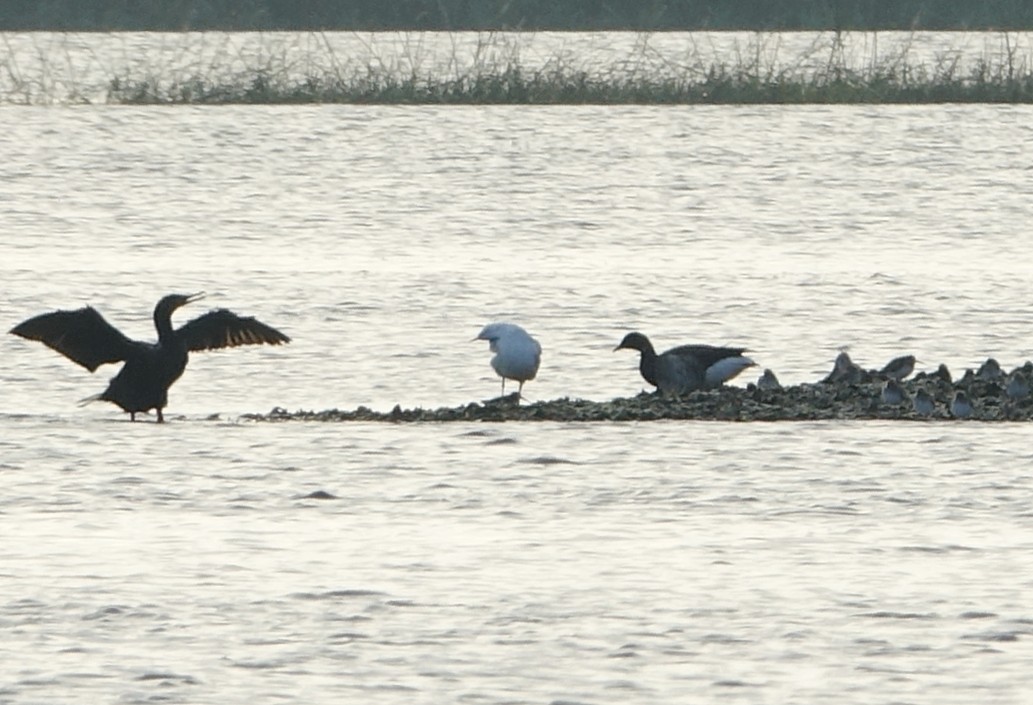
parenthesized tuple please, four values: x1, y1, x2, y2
(704, 355, 756, 388)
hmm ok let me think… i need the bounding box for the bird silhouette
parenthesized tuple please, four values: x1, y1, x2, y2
(1006, 370, 1031, 400)
(950, 391, 974, 419)
(823, 351, 865, 384)
(880, 379, 907, 405)
(614, 331, 754, 396)
(912, 388, 935, 417)
(10, 292, 289, 422)
(977, 358, 1003, 380)
(880, 354, 916, 381)
(756, 368, 782, 390)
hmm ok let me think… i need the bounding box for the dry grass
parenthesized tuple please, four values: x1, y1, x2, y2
(2, 31, 1032, 104)
(105, 32, 1033, 104)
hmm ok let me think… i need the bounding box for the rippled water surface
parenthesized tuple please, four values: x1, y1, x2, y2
(3, 101, 1033, 704)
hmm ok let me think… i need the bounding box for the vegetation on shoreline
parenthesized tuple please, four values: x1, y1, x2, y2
(103, 32, 1033, 105)
(2, 30, 1032, 105)
(106, 59, 1033, 105)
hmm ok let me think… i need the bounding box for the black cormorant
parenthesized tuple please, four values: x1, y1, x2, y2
(614, 331, 755, 396)
(10, 292, 290, 422)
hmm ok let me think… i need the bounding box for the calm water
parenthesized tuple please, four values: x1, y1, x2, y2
(3, 98, 1033, 703)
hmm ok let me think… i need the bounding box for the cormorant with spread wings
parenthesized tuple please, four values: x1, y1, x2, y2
(10, 292, 290, 422)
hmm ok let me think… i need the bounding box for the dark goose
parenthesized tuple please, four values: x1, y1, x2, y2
(614, 331, 755, 396)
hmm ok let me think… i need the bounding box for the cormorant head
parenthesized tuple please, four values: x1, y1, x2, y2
(613, 331, 652, 353)
(154, 292, 206, 320)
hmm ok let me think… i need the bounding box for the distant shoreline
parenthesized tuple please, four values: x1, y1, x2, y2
(3, 0, 1033, 33)
(4, 30, 1033, 105)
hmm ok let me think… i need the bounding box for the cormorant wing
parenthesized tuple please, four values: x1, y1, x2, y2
(10, 306, 137, 372)
(176, 309, 290, 352)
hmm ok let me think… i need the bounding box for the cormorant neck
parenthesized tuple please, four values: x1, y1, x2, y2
(154, 305, 177, 342)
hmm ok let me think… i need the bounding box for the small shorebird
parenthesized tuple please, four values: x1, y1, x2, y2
(977, 358, 1004, 380)
(912, 388, 935, 417)
(950, 391, 974, 419)
(1006, 370, 1031, 400)
(880, 379, 907, 405)
(475, 322, 541, 399)
(614, 331, 755, 397)
(880, 354, 916, 381)
(756, 368, 781, 390)
(823, 351, 864, 384)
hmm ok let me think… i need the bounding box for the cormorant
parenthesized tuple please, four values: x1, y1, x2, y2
(475, 322, 541, 398)
(614, 331, 755, 396)
(10, 292, 290, 422)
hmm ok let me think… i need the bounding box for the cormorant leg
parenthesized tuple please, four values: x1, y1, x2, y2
(130, 412, 136, 422)
(157, 408, 165, 423)
(501, 378, 506, 396)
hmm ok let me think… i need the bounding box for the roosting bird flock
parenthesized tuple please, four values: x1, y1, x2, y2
(8, 292, 1033, 422)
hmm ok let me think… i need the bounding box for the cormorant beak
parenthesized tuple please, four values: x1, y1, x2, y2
(613, 344, 624, 352)
(186, 291, 206, 305)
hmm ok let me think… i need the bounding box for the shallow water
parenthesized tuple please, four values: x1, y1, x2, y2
(3, 100, 1033, 703)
